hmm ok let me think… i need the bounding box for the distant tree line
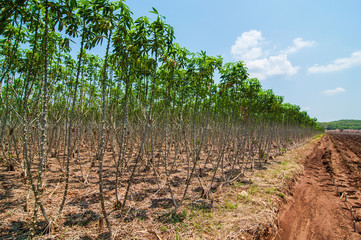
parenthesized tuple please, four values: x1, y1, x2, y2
(320, 120, 361, 130)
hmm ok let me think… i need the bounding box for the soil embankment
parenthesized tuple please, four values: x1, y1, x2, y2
(277, 134, 361, 239)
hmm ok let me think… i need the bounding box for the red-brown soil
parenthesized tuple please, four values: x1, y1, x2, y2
(2, 132, 361, 239)
(277, 133, 361, 240)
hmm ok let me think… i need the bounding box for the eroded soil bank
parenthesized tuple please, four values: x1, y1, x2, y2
(277, 133, 361, 240)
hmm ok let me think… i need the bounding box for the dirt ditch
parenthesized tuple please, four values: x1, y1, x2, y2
(277, 133, 361, 240)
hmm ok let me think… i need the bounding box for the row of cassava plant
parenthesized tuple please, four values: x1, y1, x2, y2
(0, 0, 323, 237)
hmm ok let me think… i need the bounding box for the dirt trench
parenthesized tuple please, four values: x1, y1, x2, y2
(277, 134, 361, 240)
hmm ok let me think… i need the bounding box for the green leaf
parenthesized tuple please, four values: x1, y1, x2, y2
(150, 7, 158, 15)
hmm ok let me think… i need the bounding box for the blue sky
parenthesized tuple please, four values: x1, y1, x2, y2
(124, 0, 361, 122)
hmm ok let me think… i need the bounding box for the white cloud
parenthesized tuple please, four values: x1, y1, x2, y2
(322, 87, 346, 96)
(231, 31, 315, 80)
(308, 51, 361, 74)
(231, 30, 263, 61)
(283, 38, 316, 54)
(246, 54, 299, 80)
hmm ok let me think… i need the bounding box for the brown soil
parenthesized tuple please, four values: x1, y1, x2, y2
(0, 131, 303, 240)
(2, 132, 360, 239)
(277, 133, 361, 240)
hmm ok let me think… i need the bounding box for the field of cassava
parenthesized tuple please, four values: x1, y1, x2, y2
(0, 116, 320, 239)
(0, 0, 323, 239)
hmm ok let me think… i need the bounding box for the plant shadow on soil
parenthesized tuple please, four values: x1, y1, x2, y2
(0, 220, 49, 240)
